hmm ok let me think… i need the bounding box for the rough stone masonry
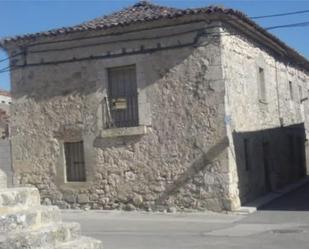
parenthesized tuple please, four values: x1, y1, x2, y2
(1, 1, 309, 212)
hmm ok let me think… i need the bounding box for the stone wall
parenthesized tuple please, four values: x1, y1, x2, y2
(8, 20, 236, 211)
(8, 16, 309, 211)
(221, 23, 309, 204)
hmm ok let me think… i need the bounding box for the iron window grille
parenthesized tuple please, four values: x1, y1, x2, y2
(106, 65, 139, 128)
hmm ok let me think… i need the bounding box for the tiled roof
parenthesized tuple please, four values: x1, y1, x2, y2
(1, 1, 308, 71)
(78, 1, 182, 29)
(0, 90, 11, 97)
(0, 1, 264, 43)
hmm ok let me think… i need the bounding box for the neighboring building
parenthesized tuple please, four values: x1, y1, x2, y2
(0, 90, 11, 105)
(0, 90, 11, 139)
(1, 2, 309, 211)
(0, 90, 12, 186)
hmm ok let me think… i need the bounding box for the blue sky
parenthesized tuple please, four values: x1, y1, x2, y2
(0, 0, 309, 90)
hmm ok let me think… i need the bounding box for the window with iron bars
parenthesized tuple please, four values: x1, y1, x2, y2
(258, 67, 266, 102)
(106, 65, 139, 128)
(64, 141, 86, 182)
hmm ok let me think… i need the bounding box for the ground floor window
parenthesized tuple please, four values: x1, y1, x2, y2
(64, 141, 86, 182)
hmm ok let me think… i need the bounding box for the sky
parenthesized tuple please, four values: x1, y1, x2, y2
(0, 0, 309, 91)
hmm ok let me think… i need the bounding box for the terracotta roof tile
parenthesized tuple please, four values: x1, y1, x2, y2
(0, 2, 258, 43)
(1, 1, 308, 71)
(0, 90, 11, 97)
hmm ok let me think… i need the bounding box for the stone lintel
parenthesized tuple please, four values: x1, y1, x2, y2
(100, 125, 147, 138)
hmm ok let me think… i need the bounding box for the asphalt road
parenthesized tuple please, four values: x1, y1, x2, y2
(63, 183, 309, 249)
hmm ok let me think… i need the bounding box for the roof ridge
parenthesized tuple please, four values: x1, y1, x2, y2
(133, 1, 154, 8)
(132, 0, 181, 9)
(76, 1, 181, 29)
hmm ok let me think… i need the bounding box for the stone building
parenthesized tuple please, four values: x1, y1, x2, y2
(0, 90, 11, 139)
(0, 90, 12, 186)
(1, 1, 309, 211)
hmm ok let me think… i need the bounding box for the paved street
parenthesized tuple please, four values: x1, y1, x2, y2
(63, 183, 309, 249)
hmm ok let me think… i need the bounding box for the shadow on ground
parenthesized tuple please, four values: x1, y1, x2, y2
(258, 182, 309, 211)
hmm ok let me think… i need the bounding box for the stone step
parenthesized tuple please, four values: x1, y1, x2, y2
(0, 205, 61, 233)
(0, 222, 80, 249)
(56, 236, 103, 249)
(0, 187, 40, 212)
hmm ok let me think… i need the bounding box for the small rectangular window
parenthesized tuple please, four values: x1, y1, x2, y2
(299, 85, 303, 103)
(64, 141, 86, 182)
(107, 65, 138, 128)
(289, 81, 293, 101)
(244, 138, 250, 171)
(258, 67, 266, 102)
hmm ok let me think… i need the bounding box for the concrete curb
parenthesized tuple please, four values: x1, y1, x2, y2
(235, 177, 309, 214)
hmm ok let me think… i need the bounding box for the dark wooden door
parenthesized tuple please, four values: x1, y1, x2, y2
(262, 142, 272, 192)
(296, 136, 306, 178)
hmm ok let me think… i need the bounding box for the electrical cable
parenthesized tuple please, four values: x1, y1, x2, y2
(0, 52, 23, 64)
(251, 9, 309, 19)
(266, 21, 309, 30)
(1, 22, 309, 74)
